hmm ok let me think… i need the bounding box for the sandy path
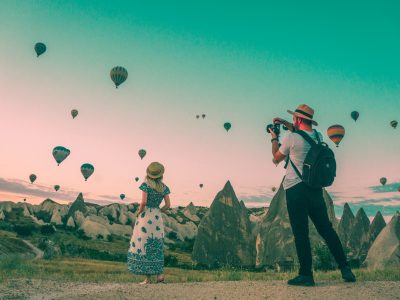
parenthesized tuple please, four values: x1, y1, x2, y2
(1, 279, 400, 300)
(22, 240, 44, 259)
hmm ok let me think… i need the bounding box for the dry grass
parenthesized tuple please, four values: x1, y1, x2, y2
(1, 257, 399, 285)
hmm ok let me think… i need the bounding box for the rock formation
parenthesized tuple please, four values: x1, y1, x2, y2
(192, 181, 255, 267)
(347, 208, 370, 262)
(365, 212, 400, 269)
(338, 203, 355, 246)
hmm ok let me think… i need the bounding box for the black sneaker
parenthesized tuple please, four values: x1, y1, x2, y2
(287, 275, 315, 286)
(340, 266, 356, 282)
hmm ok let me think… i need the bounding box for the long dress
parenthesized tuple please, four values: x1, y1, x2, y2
(127, 182, 170, 275)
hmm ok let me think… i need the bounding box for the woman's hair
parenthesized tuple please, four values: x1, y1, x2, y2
(145, 175, 165, 193)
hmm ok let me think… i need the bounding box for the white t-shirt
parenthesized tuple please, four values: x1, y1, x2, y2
(278, 130, 324, 190)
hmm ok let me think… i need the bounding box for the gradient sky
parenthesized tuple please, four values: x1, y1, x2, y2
(1, 1, 399, 219)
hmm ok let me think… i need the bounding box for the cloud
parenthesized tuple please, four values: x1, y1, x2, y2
(0, 177, 124, 206)
(370, 182, 400, 193)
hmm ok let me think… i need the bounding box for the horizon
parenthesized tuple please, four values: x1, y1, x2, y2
(1, 1, 399, 221)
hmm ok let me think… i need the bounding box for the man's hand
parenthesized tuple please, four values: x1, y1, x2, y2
(273, 117, 295, 132)
(268, 127, 277, 139)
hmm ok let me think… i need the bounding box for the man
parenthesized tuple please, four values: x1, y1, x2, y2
(268, 104, 356, 286)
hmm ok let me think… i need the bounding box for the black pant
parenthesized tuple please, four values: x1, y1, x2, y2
(286, 182, 348, 276)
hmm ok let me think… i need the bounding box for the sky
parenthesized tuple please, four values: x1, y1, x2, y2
(0, 1, 399, 220)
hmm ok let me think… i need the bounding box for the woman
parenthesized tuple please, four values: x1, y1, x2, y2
(127, 162, 171, 284)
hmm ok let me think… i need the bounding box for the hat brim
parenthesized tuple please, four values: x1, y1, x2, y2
(287, 110, 318, 126)
(147, 172, 164, 179)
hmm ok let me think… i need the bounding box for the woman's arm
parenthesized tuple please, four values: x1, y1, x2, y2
(136, 191, 147, 216)
(160, 195, 170, 213)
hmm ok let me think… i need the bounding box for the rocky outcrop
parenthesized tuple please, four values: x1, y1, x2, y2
(66, 216, 76, 228)
(67, 193, 88, 220)
(361, 211, 386, 259)
(0, 210, 4, 220)
(38, 238, 62, 260)
(163, 214, 198, 241)
(255, 183, 338, 270)
(182, 202, 200, 223)
(338, 203, 355, 246)
(347, 208, 370, 262)
(50, 210, 63, 225)
(365, 213, 400, 269)
(192, 181, 255, 267)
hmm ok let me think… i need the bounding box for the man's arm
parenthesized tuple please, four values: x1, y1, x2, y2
(272, 145, 287, 165)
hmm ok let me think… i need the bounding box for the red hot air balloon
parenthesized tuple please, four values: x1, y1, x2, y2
(327, 125, 345, 147)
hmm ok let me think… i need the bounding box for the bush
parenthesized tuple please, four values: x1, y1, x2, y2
(41, 224, 56, 235)
(14, 224, 35, 237)
(313, 243, 336, 271)
(167, 231, 178, 240)
(164, 254, 178, 267)
(76, 229, 91, 240)
(107, 235, 114, 242)
(35, 211, 52, 223)
(97, 234, 104, 240)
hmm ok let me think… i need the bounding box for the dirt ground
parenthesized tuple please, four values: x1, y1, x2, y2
(1, 279, 400, 300)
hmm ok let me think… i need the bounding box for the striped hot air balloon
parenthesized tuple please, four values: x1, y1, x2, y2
(390, 120, 398, 129)
(327, 125, 345, 147)
(81, 163, 94, 181)
(52, 146, 71, 166)
(29, 174, 37, 184)
(34, 42, 46, 57)
(110, 66, 128, 88)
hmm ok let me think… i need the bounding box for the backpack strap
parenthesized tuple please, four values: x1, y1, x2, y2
(287, 130, 319, 178)
(294, 130, 317, 146)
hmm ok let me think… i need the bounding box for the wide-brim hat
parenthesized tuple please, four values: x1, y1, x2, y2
(146, 162, 165, 179)
(287, 104, 318, 126)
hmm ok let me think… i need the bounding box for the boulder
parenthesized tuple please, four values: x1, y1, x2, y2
(365, 213, 400, 269)
(192, 181, 255, 267)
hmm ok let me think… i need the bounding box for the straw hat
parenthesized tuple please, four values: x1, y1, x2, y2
(287, 104, 318, 126)
(146, 162, 165, 179)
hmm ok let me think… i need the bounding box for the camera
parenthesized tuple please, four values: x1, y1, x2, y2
(266, 123, 281, 137)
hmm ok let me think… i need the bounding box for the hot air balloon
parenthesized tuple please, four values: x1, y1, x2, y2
(390, 120, 398, 129)
(327, 125, 345, 147)
(120, 194, 125, 200)
(202, 114, 206, 119)
(23, 198, 26, 202)
(380, 177, 387, 186)
(135, 177, 139, 182)
(110, 66, 128, 88)
(54, 185, 60, 192)
(272, 187, 276, 192)
(351, 111, 359, 122)
(138, 149, 147, 160)
(71, 109, 78, 119)
(52, 146, 71, 166)
(29, 174, 37, 184)
(34, 42, 46, 57)
(199, 184, 204, 188)
(196, 115, 200, 119)
(224, 122, 232, 132)
(81, 163, 94, 181)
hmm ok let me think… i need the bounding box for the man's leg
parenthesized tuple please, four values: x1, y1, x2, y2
(286, 182, 313, 276)
(307, 187, 348, 268)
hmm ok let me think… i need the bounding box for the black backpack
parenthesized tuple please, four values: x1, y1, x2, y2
(285, 130, 336, 188)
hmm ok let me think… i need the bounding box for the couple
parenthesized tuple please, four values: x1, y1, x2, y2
(127, 104, 356, 287)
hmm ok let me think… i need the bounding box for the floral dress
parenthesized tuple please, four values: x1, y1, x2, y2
(127, 182, 170, 275)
